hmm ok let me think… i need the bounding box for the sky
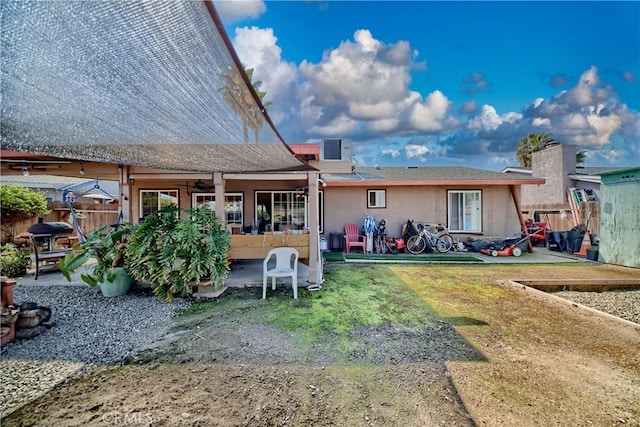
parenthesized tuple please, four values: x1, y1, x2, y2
(215, 1, 640, 171)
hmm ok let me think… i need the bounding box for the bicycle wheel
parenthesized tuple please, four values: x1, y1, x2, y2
(435, 234, 454, 253)
(406, 235, 426, 254)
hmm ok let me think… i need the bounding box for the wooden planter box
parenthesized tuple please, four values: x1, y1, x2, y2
(229, 234, 310, 264)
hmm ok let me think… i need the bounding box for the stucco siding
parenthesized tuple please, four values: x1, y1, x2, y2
(523, 143, 576, 206)
(322, 185, 521, 240)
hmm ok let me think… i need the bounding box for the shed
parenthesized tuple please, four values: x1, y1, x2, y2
(595, 167, 640, 268)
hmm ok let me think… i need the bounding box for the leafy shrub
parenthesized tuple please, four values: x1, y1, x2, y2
(0, 185, 50, 225)
(126, 205, 231, 302)
(0, 243, 31, 278)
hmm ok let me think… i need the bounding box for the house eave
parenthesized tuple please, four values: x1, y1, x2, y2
(325, 179, 545, 187)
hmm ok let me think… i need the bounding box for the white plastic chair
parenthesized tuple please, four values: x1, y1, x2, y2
(263, 247, 299, 299)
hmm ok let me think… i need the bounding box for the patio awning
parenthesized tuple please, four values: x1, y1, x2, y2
(0, 1, 308, 173)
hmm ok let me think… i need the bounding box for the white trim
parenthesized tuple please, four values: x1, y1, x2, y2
(447, 189, 482, 233)
(501, 167, 532, 174)
(569, 174, 602, 184)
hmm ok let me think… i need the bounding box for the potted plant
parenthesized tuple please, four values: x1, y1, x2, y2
(1, 243, 31, 280)
(125, 205, 231, 302)
(59, 223, 136, 297)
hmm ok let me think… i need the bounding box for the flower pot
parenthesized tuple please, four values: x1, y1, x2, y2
(99, 267, 133, 297)
(1, 277, 17, 307)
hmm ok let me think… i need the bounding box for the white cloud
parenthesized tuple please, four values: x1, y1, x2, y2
(532, 118, 550, 127)
(521, 66, 632, 148)
(367, 118, 400, 133)
(232, 27, 297, 99)
(408, 90, 452, 132)
(563, 66, 608, 108)
(405, 144, 430, 161)
(299, 29, 411, 106)
(348, 101, 396, 120)
(214, 0, 266, 23)
(297, 30, 457, 137)
(309, 114, 358, 136)
(467, 105, 522, 131)
(229, 23, 636, 167)
(382, 149, 400, 158)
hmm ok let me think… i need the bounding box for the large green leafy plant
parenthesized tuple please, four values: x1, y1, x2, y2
(59, 222, 135, 287)
(125, 205, 231, 302)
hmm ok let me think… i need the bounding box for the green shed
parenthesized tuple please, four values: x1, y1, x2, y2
(595, 167, 640, 268)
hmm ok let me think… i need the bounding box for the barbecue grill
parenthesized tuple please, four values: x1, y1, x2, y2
(27, 221, 75, 251)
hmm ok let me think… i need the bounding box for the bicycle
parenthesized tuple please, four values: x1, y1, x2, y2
(405, 223, 454, 254)
(373, 218, 399, 254)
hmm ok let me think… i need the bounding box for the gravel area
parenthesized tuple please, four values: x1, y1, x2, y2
(0, 283, 189, 417)
(552, 289, 640, 325)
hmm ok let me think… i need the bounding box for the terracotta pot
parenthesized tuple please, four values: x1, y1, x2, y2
(1, 278, 17, 307)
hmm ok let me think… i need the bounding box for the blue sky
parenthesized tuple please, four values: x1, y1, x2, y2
(216, 1, 640, 171)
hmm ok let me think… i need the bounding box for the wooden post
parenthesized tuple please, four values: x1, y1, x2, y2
(510, 185, 533, 253)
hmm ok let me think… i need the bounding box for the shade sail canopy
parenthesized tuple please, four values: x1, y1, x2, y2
(1, 1, 307, 173)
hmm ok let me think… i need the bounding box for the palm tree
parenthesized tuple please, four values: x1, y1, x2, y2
(245, 68, 272, 144)
(516, 132, 556, 167)
(221, 65, 251, 143)
(516, 133, 587, 167)
(220, 66, 271, 144)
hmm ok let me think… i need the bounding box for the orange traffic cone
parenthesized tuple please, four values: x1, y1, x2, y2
(574, 231, 592, 257)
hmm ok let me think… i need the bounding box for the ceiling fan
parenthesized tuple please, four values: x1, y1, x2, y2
(193, 180, 215, 191)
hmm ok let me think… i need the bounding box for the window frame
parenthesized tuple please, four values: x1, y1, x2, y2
(139, 189, 179, 219)
(367, 189, 386, 209)
(447, 189, 482, 233)
(191, 192, 244, 226)
(254, 190, 312, 232)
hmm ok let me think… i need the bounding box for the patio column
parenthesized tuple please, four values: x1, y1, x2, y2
(214, 172, 225, 224)
(307, 171, 321, 284)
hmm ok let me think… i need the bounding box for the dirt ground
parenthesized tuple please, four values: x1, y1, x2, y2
(3, 263, 640, 427)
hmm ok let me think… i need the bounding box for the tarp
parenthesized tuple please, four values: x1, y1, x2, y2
(1, 1, 307, 173)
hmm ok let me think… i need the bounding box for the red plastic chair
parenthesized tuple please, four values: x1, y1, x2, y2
(343, 223, 366, 253)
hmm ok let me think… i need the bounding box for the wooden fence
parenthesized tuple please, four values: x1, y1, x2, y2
(522, 201, 600, 237)
(3, 201, 119, 244)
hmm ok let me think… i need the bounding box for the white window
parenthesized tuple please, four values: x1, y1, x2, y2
(448, 190, 482, 232)
(367, 189, 386, 208)
(255, 190, 307, 232)
(139, 190, 178, 219)
(192, 193, 244, 225)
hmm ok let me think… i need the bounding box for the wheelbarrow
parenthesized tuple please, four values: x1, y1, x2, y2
(480, 234, 532, 257)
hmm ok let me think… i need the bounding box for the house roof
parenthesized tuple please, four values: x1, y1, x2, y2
(324, 166, 545, 186)
(594, 166, 640, 177)
(0, 1, 307, 173)
(288, 144, 320, 161)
